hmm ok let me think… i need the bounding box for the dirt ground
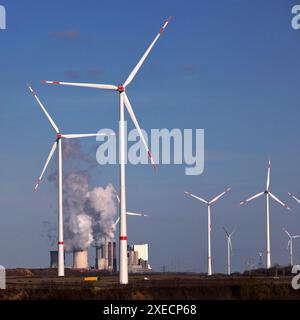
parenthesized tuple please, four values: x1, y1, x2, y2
(0, 268, 299, 300)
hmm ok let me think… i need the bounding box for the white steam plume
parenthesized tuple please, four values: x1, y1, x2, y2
(86, 183, 117, 247)
(63, 171, 93, 251)
(47, 140, 117, 252)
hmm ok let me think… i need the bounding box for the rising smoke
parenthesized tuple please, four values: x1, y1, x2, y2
(86, 183, 117, 247)
(41, 221, 57, 249)
(46, 139, 117, 252)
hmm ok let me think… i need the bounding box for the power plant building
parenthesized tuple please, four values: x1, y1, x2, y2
(128, 243, 151, 273)
(95, 241, 117, 272)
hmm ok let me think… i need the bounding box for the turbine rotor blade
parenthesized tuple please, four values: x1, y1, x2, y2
(116, 194, 147, 216)
(240, 191, 264, 205)
(34, 141, 57, 191)
(28, 85, 59, 133)
(283, 227, 291, 238)
(112, 217, 120, 229)
(124, 16, 172, 87)
(127, 212, 148, 217)
(287, 239, 291, 250)
(230, 229, 235, 237)
(292, 235, 300, 239)
(269, 192, 291, 211)
(61, 133, 114, 139)
(184, 191, 208, 204)
(288, 192, 300, 204)
(42, 80, 117, 91)
(210, 187, 231, 204)
(123, 92, 156, 168)
(266, 160, 271, 191)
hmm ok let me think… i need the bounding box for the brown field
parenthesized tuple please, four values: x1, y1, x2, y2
(0, 268, 299, 300)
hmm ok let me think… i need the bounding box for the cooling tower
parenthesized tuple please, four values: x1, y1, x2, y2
(50, 251, 58, 268)
(50, 251, 66, 269)
(73, 249, 89, 269)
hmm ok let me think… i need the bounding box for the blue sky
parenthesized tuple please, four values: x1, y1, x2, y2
(1, 0, 300, 273)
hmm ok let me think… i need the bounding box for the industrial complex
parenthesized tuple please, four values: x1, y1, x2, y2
(49, 243, 150, 273)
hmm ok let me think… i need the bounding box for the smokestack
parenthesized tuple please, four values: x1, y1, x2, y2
(73, 249, 89, 269)
(108, 242, 114, 270)
(113, 242, 117, 271)
(103, 242, 108, 269)
(95, 242, 116, 271)
(95, 246, 107, 270)
(95, 246, 101, 269)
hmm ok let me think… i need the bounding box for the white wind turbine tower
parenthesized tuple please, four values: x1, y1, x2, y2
(41, 17, 172, 284)
(240, 160, 291, 269)
(223, 227, 234, 276)
(283, 227, 299, 266)
(184, 187, 231, 276)
(28, 85, 111, 277)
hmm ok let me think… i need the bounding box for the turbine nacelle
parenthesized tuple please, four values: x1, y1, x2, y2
(117, 85, 125, 93)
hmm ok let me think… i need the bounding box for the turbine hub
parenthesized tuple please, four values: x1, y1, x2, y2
(117, 84, 125, 93)
(57, 133, 62, 140)
(264, 190, 269, 194)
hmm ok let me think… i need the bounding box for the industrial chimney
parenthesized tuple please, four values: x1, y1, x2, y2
(95, 241, 116, 271)
(73, 249, 89, 269)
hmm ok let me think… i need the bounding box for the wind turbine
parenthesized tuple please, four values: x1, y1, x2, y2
(112, 195, 149, 230)
(288, 192, 300, 205)
(240, 160, 291, 269)
(283, 227, 299, 266)
(28, 85, 111, 277)
(184, 187, 231, 276)
(223, 227, 234, 276)
(41, 17, 172, 284)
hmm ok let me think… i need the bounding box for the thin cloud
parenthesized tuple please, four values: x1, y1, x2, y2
(51, 30, 80, 40)
(64, 70, 81, 79)
(87, 69, 104, 77)
(181, 64, 200, 75)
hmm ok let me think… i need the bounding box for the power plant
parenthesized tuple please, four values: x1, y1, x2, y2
(128, 244, 151, 273)
(50, 243, 150, 273)
(95, 242, 117, 272)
